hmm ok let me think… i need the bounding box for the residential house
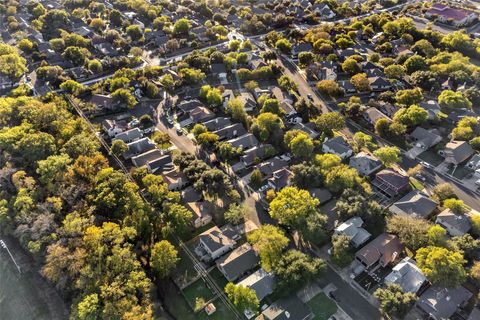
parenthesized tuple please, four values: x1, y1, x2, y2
(291, 122, 320, 139)
(239, 92, 257, 112)
(146, 154, 174, 173)
(228, 133, 259, 151)
(211, 63, 228, 84)
(186, 201, 213, 229)
(420, 100, 441, 120)
(123, 137, 156, 159)
(334, 217, 371, 248)
(162, 169, 189, 191)
(216, 243, 259, 282)
(389, 190, 438, 219)
(410, 127, 442, 150)
(197, 226, 236, 261)
(203, 117, 232, 132)
(440, 141, 474, 165)
(102, 119, 128, 137)
(378, 102, 400, 118)
(467, 154, 480, 170)
(131, 149, 164, 167)
(311, 3, 336, 19)
(338, 80, 356, 94)
(257, 295, 313, 320)
(292, 42, 313, 58)
(114, 128, 143, 143)
(426, 3, 477, 27)
(308, 188, 332, 204)
(256, 158, 289, 179)
(349, 152, 382, 176)
(363, 107, 391, 125)
(237, 268, 275, 301)
(436, 208, 471, 237)
(417, 285, 472, 320)
(213, 123, 247, 141)
(177, 99, 204, 114)
(384, 257, 427, 294)
(240, 144, 274, 168)
(90, 94, 116, 110)
(369, 77, 391, 91)
(372, 169, 410, 197)
(322, 136, 353, 159)
(222, 90, 236, 110)
(267, 168, 293, 191)
(355, 233, 404, 269)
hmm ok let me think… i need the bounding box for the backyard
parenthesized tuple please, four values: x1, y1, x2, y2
(307, 293, 338, 320)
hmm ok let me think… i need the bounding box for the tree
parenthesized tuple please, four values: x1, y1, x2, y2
(374, 284, 417, 319)
(227, 97, 247, 123)
(331, 234, 353, 267)
(443, 198, 466, 214)
(150, 240, 178, 278)
(224, 203, 245, 225)
(63, 46, 90, 66)
(112, 89, 137, 108)
(316, 80, 343, 97)
(247, 225, 289, 272)
(471, 214, 480, 236)
(386, 215, 432, 250)
(438, 90, 472, 110)
(60, 80, 85, 96)
(269, 186, 320, 230)
(273, 250, 325, 291)
(350, 73, 370, 92)
(353, 132, 376, 151)
(126, 25, 143, 41)
(206, 88, 222, 107)
(278, 75, 297, 92)
(416, 246, 467, 287)
(427, 225, 447, 247)
(342, 58, 360, 74)
(224, 283, 259, 313)
(449, 234, 479, 260)
(251, 112, 284, 144)
(470, 261, 480, 285)
(159, 74, 175, 91)
(0, 45, 27, 80)
(432, 183, 456, 204)
(289, 133, 314, 160)
(275, 38, 292, 54)
(197, 132, 219, 148)
(404, 55, 427, 74)
(452, 117, 479, 141)
(261, 98, 281, 115)
(173, 18, 191, 35)
(384, 64, 406, 79)
(374, 146, 400, 167)
(298, 52, 314, 66)
(395, 88, 423, 106)
(17, 38, 33, 53)
(179, 68, 205, 84)
(314, 112, 345, 135)
(392, 105, 428, 127)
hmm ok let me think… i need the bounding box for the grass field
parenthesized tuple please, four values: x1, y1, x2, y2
(182, 278, 215, 311)
(307, 293, 338, 320)
(0, 254, 52, 319)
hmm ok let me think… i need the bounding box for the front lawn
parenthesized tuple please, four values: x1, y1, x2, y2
(307, 293, 337, 320)
(182, 279, 215, 311)
(409, 177, 424, 191)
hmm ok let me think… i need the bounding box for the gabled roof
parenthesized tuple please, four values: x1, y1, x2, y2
(216, 243, 259, 281)
(256, 158, 289, 177)
(241, 144, 273, 167)
(291, 122, 320, 139)
(389, 190, 437, 218)
(258, 295, 312, 320)
(436, 208, 471, 235)
(349, 152, 382, 175)
(213, 123, 247, 141)
(238, 268, 275, 301)
(114, 128, 143, 142)
(131, 149, 164, 168)
(308, 188, 332, 203)
(211, 63, 227, 74)
(203, 117, 232, 132)
(417, 285, 472, 320)
(228, 133, 259, 150)
(335, 216, 371, 247)
(444, 140, 474, 164)
(323, 136, 352, 155)
(355, 233, 403, 268)
(385, 257, 427, 294)
(199, 226, 236, 254)
(410, 127, 442, 148)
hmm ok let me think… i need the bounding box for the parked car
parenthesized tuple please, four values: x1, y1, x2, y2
(129, 118, 139, 127)
(175, 123, 182, 135)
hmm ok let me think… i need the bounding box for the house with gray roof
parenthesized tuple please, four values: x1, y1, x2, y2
(410, 127, 442, 150)
(103, 119, 128, 137)
(241, 144, 274, 167)
(203, 117, 231, 132)
(123, 137, 156, 159)
(417, 285, 472, 320)
(146, 154, 174, 173)
(420, 100, 441, 120)
(131, 149, 163, 167)
(349, 152, 382, 176)
(216, 243, 259, 282)
(197, 226, 236, 261)
(308, 188, 332, 204)
(389, 190, 438, 219)
(440, 140, 474, 165)
(256, 158, 289, 179)
(213, 123, 247, 141)
(268, 168, 293, 191)
(322, 136, 353, 159)
(334, 217, 371, 248)
(257, 295, 312, 320)
(237, 268, 275, 301)
(291, 122, 320, 139)
(228, 133, 259, 151)
(385, 257, 427, 294)
(436, 208, 471, 237)
(363, 107, 391, 125)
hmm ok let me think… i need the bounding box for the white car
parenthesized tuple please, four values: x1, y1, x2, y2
(175, 124, 183, 135)
(143, 128, 153, 134)
(129, 119, 140, 127)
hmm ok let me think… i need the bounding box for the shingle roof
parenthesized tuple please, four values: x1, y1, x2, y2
(389, 190, 437, 218)
(216, 243, 259, 281)
(237, 268, 275, 301)
(385, 257, 426, 294)
(417, 285, 472, 320)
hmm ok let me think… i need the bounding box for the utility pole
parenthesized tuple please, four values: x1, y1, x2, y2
(0, 239, 21, 274)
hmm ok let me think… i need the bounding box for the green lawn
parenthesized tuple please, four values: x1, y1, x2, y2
(307, 293, 338, 320)
(196, 300, 233, 320)
(409, 177, 425, 191)
(182, 279, 215, 311)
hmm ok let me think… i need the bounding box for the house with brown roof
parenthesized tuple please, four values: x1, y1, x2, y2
(426, 3, 477, 27)
(185, 201, 213, 229)
(162, 170, 189, 191)
(440, 141, 474, 165)
(355, 233, 404, 269)
(371, 169, 410, 197)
